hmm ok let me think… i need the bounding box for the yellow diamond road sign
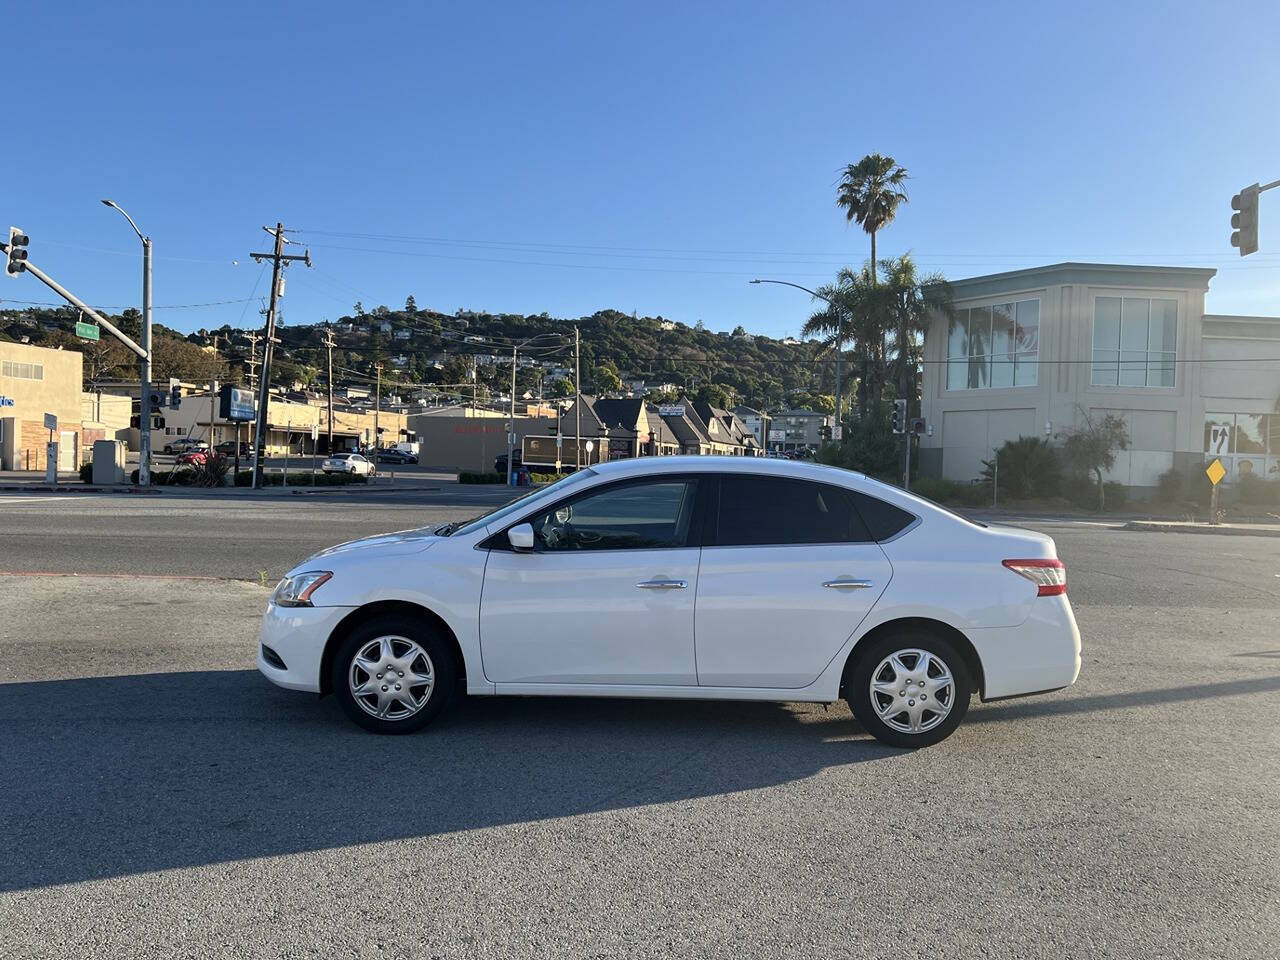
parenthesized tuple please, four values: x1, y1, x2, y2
(1206, 458, 1226, 486)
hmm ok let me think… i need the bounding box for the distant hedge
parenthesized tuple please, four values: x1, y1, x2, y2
(235, 470, 367, 487)
(459, 471, 506, 484)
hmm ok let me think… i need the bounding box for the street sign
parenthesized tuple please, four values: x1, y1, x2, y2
(75, 321, 100, 341)
(1207, 424, 1231, 456)
(218, 384, 256, 422)
(832, 424, 843, 441)
(768, 429, 785, 442)
(1206, 458, 1226, 486)
(311, 423, 319, 441)
(44, 412, 57, 431)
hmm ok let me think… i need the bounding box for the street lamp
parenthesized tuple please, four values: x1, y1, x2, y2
(102, 199, 153, 486)
(749, 279, 844, 437)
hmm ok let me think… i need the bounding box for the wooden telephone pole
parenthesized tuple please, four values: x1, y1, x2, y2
(248, 223, 310, 489)
(321, 326, 336, 454)
(373, 362, 383, 455)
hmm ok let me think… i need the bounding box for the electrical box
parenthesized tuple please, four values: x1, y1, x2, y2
(92, 439, 128, 485)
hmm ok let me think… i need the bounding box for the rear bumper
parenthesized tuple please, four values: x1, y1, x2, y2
(969, 595, 1082, 701)
(258, 602, 355, 693)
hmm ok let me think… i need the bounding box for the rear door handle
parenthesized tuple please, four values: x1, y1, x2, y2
(823, 578, 874, 590)
(637, 579, 688, 589)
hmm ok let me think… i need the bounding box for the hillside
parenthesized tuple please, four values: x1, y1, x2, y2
(1, 302, 837, 412)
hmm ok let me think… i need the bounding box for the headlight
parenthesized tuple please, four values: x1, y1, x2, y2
(271, 570, 333, 607)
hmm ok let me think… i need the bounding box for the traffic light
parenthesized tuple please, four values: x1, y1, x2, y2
(819, 424, 832, 441)
(1231, 184, 1260, 256)
(910, 416, 926, 435)
(6, 227, 29, 277)
(892, 398, 907, 434)
(170, 383, 182, 409)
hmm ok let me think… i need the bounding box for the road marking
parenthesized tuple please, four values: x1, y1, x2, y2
(0, 496, 94, 503)
(0, 570, 260, 582)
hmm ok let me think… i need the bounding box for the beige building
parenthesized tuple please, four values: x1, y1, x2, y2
(0, 340, 104, 471)
(918, 263, 1280, 489)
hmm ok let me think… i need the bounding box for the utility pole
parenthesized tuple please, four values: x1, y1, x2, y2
(243, 331, 262, 391)
(507, 345, 517, 485)
(574, 324, 581, 470)
(321, 325, 335, 454)
(208, 333, 219, 449)
(374, 361, 383, 457)
(248, 223, 311, 489)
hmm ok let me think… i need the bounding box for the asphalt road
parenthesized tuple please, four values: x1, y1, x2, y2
(1, 491, 1278, 959)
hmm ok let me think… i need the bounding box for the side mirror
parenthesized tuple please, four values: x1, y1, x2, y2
(507, 523, 535, 551)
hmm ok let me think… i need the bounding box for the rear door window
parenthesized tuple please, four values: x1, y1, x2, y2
(712, 475, 872, 546)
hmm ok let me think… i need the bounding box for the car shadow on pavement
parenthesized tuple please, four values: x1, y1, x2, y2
(0, 669, 890, 892)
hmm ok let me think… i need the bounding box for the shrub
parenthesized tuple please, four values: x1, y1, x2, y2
(1237, 475, 1280, 506)
(979, 436, 1061, 500)
(910, 475, 988, 507)
(234, 470, 367, 486)
(529, 472, 569, 484)
(816, 401, 900, 482)
(1155, 467, 1182, 503)
(191, 454, 231, 488)
(1102, 481, 1128, 512)
(458, 471, 506, 484)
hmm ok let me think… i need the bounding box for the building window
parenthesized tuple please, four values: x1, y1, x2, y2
(946, 299, 1039, 390)
(1091, 297, 1176, 387)
(1204, 412, 1279, 481)
(1, 360, 45, 381)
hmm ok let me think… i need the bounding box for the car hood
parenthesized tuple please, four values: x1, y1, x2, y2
(306, 527, 441, 563)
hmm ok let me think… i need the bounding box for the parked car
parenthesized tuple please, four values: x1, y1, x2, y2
(375, 448, 418, 464)
(175, 449, 212, 466)
(320, 453, 372, 475)
(163, 437, 209, 455)
(259, 456, 1079, 748)
(494, 450, 523, 474)
(215, 441, 253, 457)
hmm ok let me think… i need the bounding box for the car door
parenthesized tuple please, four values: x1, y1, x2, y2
(693, 474, 894, 688)
(479, 476, 703, 686)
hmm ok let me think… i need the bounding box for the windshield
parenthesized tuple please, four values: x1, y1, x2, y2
(440, 469, 598, 537)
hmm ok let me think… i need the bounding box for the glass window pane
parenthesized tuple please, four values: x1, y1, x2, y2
(716, 477, 871, 546)
(947, 310, 968, 361)
(968, 306, 991, 357)
(1268, 415, 1280, 454)
(1236, 414, 1266, 453)
(1094, 297, 1122, 351)
(968, 353, 989, 389)
(532, 480, 697, 551)
(990, 303, 1014, 387)
(947, 358, 968, 390)
(1119, 350, 1147, 386)
(1015, 300, 1040, 353)
(1149, 352, 1175, 387)
(1204, 413, 1233, 455)
(1149, 299, 1177, 353)
(1014, 352, 1038, 386)
(1121, 298, 1150, 353)
(1092, 350, 1119, 386)
(849, 491, 916, 541)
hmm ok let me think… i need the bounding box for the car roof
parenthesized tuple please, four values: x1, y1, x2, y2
(587, 454, 864, 485)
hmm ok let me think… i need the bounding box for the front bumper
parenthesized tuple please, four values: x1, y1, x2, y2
(969, 595, 1082, 700)
(258, 602, 356, 692)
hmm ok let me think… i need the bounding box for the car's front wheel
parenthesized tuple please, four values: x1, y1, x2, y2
(847, 631, 972, 748)
(332, 615, 457, 734)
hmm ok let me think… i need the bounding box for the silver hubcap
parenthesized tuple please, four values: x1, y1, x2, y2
(869, 648, 955, 735)
(348, 635, 435, 721)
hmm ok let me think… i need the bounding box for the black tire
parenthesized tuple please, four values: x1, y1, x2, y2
(847, 630, 972, 749)
(331, 613, 458, 734)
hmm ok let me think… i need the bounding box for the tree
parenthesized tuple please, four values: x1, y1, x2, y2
(551, 377, 576, 398)
(405, 295, 417, 314)
(1060, 410, 1130, 512)
(592, 363, 622, 394)
(802, 264, 887, 422)
(980, 436, 1061, 499)
(837, 154, 909, 271)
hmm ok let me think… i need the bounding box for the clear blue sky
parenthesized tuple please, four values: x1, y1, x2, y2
(6, 0, 1279, 339)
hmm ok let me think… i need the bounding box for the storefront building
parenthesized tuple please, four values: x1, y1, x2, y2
(0, 340, 99, 471)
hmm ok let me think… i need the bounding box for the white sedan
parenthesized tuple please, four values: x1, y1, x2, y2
(320, 453, 372, 475)
(259, 457, 1080, 747)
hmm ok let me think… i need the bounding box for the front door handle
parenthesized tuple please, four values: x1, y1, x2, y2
(823, 578, 874, 590)
(637, 579, 687, 589)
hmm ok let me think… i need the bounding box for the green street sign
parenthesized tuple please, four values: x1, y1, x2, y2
(75, 321, 100, 341)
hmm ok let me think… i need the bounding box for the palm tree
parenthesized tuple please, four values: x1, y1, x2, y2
(801, 264, 889, 421)
(836, 155, 909, 274)
(879, 254, 954, 412)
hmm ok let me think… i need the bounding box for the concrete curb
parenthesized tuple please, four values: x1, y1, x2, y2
(1122, 520, 1280, 538)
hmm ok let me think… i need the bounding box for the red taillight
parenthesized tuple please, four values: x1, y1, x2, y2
(1002, 558, 1067, 596)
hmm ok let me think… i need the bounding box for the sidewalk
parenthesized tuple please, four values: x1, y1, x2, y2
(1121, 519, 1280, 538)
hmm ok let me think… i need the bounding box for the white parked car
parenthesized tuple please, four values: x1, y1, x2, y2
(163, 437, 209, 455)
(320, 453, 372, 475)
(259, 457, 1080, 747)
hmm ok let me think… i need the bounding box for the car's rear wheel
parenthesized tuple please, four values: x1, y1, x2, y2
(331, 614, 457, 734)
(847, 631, 972, 748)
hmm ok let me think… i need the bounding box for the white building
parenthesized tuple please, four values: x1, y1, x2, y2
(918, 262, 1280, 490)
